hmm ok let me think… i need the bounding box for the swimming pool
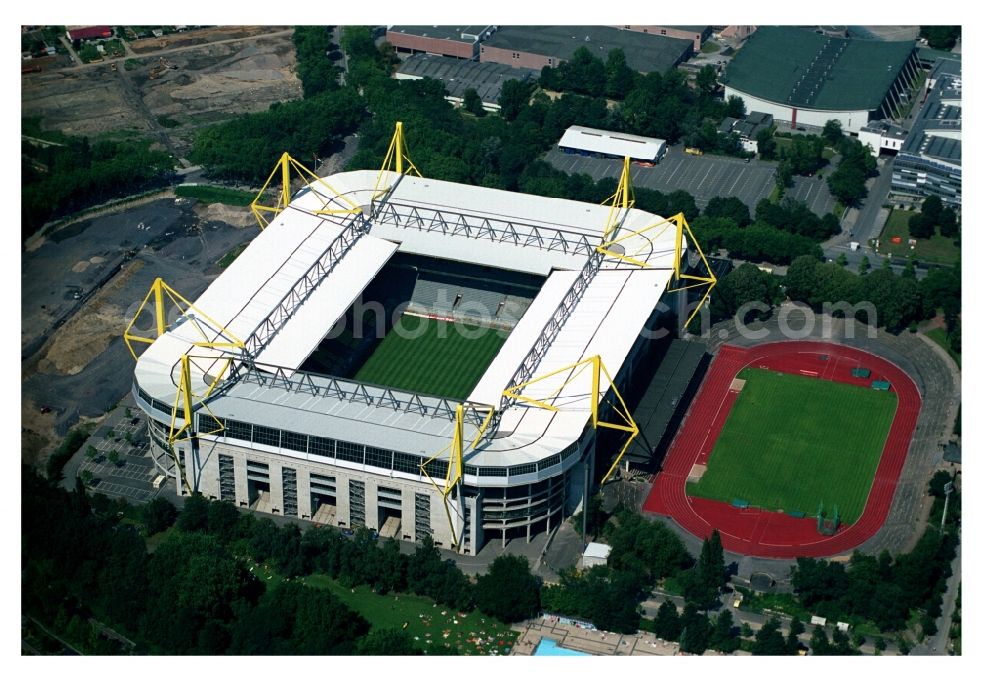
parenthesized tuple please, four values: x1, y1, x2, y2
(533, 637, 589, 656)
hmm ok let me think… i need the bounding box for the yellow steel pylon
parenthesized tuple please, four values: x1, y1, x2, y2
(666, 212, 717, 329)
(501, 356, 639, 485)
(164, 353, 230, 494)
(600, 156, 635, 241)
(123, 278, 245, 360)
(250, 152, 362, 230)
(372, 121, 422, 201)
(419, 403, 494, 548)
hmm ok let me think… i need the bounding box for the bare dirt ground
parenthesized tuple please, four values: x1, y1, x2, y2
(36, 259, 145, 377)
(21, 26, 301, 157)
(195, 202, 258, 229)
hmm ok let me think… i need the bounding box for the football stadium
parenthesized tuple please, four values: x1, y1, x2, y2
(127, 123, 715, 555)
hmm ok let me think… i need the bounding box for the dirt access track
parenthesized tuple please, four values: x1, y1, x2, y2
(21, 26, 301, 158)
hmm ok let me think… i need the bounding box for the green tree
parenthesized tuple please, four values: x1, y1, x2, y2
(725, 95, 746, 119)
(176, 492, 211, 532)
(907, 212, 934, 239)
(939, 207, 958, 238)
(653, 600, 683, 641)
(462, 88, 485, 117)
(86, 445, 98, 461)
(108, 449, 121, 465)
(859, 255, 871, 275)
(711, 609, 740, 653)
(475, 555, 541, 622)
(810, 626, 831, 655)
(756, 126, 777, 160)
(752, 617, 788, 655)
(143, 497, 178, 535)
(922, 195, 944, 221)
(776, 159, 793, 189)
(712, 264, 777, 321)
(498, 78, 533, 121)
(822, 119, 843, 146)
(679, 605, 711, 654)
(786, 616, 804, 654)
(919, 26, 961, 50)
(603, 48, 634, 99)
(356, 628, 423, 655)
(704, 196, 751, 228)
(695, 65, 717, 98)
(836, 252, 848, 267)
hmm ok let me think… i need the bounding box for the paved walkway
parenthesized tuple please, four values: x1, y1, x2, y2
(510, 615, 679, 656)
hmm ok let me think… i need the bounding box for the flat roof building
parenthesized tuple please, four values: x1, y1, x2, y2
(480, 25, 693, 73)
(614, 25, 711, 51)
(891, 59, 962, 206)
(393, 53, 536, 111)
(557, 125, 667, 163)
(723, 26, 920, 133)
(386, 25, 495, 60)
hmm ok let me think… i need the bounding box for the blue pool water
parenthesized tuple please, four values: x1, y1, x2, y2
(533, 637, 589, 656)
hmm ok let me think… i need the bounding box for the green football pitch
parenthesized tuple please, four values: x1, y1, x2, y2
(686, 367, 898, 524)
(352, 313, 508, 400)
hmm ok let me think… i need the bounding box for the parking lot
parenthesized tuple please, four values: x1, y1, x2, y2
(545, 146, 837, 219)
(65, 395, 174, 505)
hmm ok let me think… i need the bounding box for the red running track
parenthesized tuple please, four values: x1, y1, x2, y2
(643, 341, 921, 558)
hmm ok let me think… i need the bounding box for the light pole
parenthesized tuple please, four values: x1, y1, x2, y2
(941, 481, 953, 529)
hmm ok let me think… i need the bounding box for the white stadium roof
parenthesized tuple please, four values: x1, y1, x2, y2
(557, 125, 667, 162)
(134, 169, 688, 467)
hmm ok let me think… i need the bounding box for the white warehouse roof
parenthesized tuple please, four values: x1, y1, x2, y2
(557, 125, 667, 162)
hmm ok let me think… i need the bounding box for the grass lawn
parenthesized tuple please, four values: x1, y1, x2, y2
(353, 314, 508, 400)
(686, 368, 898, 523)
(302, 574, 518, 655)
(878, 208, 960, 265)
(701, 40, 721, 54)
(175, 184, 258, 207)
(925, 327, 961, 368)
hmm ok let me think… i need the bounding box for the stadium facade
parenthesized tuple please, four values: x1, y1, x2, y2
(723, 26, 921, 133)
(129, 135, 710, 554)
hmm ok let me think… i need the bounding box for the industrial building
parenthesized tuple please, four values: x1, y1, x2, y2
(723, 26, 921, 133)
(393, 53, 536, 111)
(128, 130, 714, 555)
(716, 111, 774, 153)
(891, 59, 962, 206)
(557, 125, 667, 163)
(613, 25, 711, 51)
(386, 26, 495, 60)
(858, 120, 908, 157)
(479, 25, 693, 73)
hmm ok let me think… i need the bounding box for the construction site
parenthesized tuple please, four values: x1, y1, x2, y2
(21, 26, 301, 158)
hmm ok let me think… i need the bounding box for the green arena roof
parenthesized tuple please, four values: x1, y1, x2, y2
(724, 26, 915, 112)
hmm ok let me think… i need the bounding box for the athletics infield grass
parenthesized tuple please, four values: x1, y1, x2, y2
(686, 367, 898, 524)
(353, 314, 508, 400)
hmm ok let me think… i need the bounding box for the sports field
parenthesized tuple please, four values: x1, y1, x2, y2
(686, 367, 898, 524)
(352, 313, 507, 400)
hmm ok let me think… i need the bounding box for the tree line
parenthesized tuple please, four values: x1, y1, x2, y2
(21, 466, 542, 655)
(21, 122, 174, 240)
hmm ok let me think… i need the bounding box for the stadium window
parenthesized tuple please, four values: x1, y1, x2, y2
(510, 463, 536, 476)
(309, 436, 336, 459)
(660, 29, 666, 35)
(280, 430, 307, 453)
(366, 446, 393, 470)
(254, 425, 281, 448)
(478, 466, 507, 477)
(425, 459, 449, 479)
(198, 415, 220, 434)
(393, 452, 420, 476)
(226, 419, 253, 441)
(339, 441, 364, 465)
